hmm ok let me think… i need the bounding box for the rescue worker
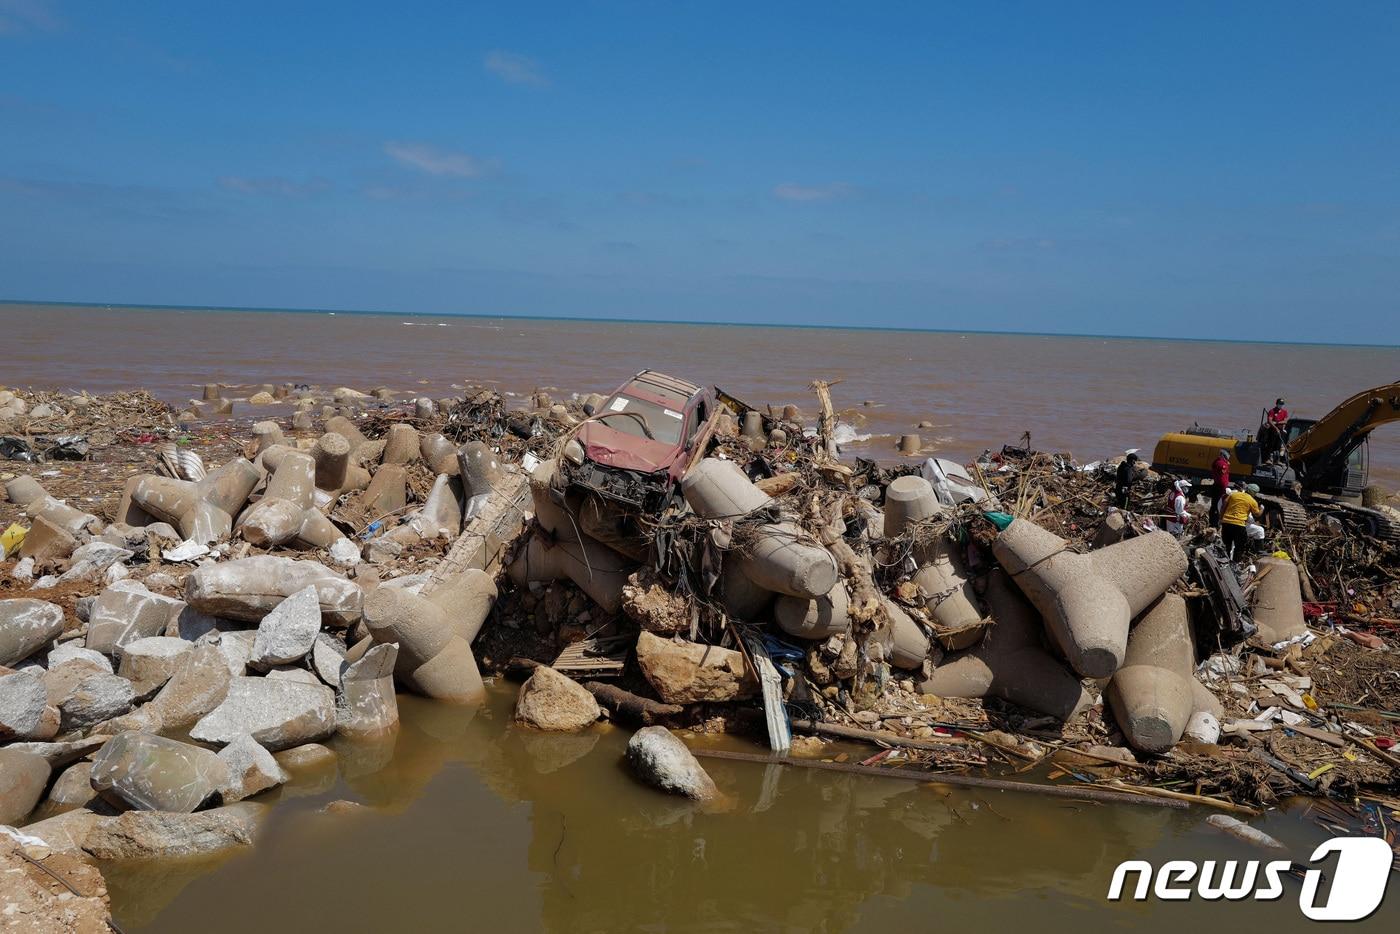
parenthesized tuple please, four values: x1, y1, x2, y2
(1263, 397, 1289, 461)
(1221, 482, 1263, 558)
(1210, 448, 1231, 525)
(1114, 452, 1140, 509)
(1164, 478, 1191, 536)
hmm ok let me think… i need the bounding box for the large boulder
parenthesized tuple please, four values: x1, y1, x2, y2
(216, 733, 289, 802)
(190, 677, 336, 750)
(86, 584, 185, 655)
(185, 556, 363, 626)
(0, 748, 51, 825)
(116, 636, 193, 696)
(0, 599, 65, 667)
(89, 731, 230, 813)
(513, 666, 600, 732)
(635, 631, 756, 704)
(78, 802, 266, 860)
(249, 585, 322, 667)
(625, 726, 719, 801)
(0, 670, 56, 740)
(57, 672, 135, 732)
(146, 643, 233, 730)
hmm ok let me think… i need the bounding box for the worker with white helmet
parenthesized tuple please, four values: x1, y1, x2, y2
(1164, 478, 1192, 536)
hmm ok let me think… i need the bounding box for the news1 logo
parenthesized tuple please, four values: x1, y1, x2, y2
(1108, 837, 1392, 921)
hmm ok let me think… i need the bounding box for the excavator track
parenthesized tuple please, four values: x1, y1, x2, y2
(1256, 494, 1400, 542)
(1257, 494, 1311, 534)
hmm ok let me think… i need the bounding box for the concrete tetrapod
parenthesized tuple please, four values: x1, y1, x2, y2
(312, 431, 370, 496)
(911, 534, 983, 634)
(1105, 593, 1215, 754)
(775, 582, 853, 640)
(883, 474, 942, 538)
(361, 569, 495, 703)
(874, 595, 932, 670)
(507, 534, 634, 614)
(920, 570, 1093, 721)
(130, 459, 261, 543)
(992, 519, 1187, 678)
(238, 450, 342, 549)
(1250, 557, 1308, 645)
(733, 521, 839, 600)
(681, 458, 772, 520)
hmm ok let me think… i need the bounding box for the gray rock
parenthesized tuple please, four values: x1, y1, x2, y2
(311, 633, 347, 686)
(79, 802, 266, 859)
(1, 736, 108, 769)
(58, 672, 136, 731)
(263, 666, 320, 684)
(0, 670, 51, 740)
(90, 731, 229, 813)
(216, 733, 288, 802)
(56, 542, 133, 585)
(35, 761, 96, 818)
(165, 604, 229, 641)
(273, 742, 337, 772)
(117, 636, 194, 696)
(336, 642, 399, 736)
(625, 726, 720, 801)
(513, 665, 600, 732)
(190, 677, 336, 750)
(47, 643, 113, 673)
(147, 643, 232, 730)
(204, 628, 256, 676)
(185, 556, 363, 627)
(0, 748, 51, 825)
(86, 584, 185, 655)
(0, 598, 65, 667)
(249, 585, 321, 668)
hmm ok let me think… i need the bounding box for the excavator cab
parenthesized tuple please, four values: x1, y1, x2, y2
(1287, 417, 1368, 499)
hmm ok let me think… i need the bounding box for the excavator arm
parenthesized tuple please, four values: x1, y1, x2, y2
(1287, 382, 1400, 485)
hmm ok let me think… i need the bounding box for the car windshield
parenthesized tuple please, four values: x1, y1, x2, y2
(594, 394, 685, 445)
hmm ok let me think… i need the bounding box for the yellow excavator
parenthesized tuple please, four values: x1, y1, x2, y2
(1151, 382, 1400, 535)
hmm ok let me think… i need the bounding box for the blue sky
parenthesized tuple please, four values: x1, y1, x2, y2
(2, 1, 1398, 341)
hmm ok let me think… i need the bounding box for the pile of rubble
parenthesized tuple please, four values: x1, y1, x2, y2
(0, 375, 1397, 910)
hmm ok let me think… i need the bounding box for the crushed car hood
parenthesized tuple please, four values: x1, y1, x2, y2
(578, 422, 678, 474)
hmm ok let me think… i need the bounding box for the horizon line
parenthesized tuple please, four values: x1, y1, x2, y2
(2, 297, 1396, 351)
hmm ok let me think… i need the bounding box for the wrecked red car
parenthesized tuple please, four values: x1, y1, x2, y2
(563, 370, 719, 510)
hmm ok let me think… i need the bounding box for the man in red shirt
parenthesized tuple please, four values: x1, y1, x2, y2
(1210, 448, 1231, 526)
(1264, 397, 1289, 460)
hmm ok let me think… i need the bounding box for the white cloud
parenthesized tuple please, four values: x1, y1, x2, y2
(384, 141, 486, 178)
(773, 182, 852, 203)
(483, 50, 549, 87)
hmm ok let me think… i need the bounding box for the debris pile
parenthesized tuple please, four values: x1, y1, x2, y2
(0, 373, 1397, 908)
